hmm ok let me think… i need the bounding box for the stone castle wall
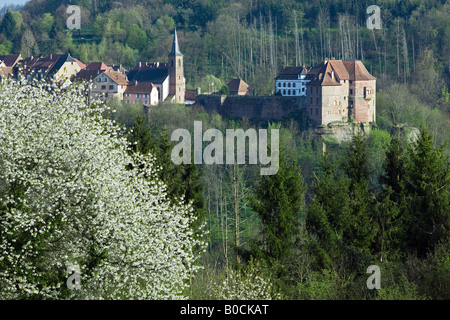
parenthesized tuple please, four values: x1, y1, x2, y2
(194, 95, 307, 121)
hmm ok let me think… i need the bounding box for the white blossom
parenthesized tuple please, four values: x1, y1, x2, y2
(0, 80, 205, 299)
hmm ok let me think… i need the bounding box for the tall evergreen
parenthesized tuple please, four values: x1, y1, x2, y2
(343, 133, 377, 254)
(404, 127, 449, 257)
(374, 136, 407, 261)
(249, 136, 306, 262)
(0, 10, 16, 39)
(306, 152, 351, 268)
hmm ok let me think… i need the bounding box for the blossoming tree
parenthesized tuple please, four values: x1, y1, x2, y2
(0, 80, 205, 299)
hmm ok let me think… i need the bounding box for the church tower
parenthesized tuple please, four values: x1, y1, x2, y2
(168, 29, 185, 103)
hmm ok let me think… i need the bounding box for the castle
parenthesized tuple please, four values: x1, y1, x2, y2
(275, 58, 376, 125)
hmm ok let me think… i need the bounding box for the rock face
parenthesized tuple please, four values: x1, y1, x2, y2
(315, 122, 372, 144)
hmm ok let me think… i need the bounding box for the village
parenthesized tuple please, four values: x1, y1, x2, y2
(0, 29, 376, 128)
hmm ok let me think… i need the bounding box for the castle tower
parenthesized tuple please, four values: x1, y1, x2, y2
(168, 29, 185, 103)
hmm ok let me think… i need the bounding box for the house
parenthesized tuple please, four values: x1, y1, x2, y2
(274, 65, 309, 96)
(17, 54, 85, 83)
(127, 29, 185, 104)
(74, 61, 112, 83)
(227, 78, 252, 96)
(92, 69, 128, 101)
(127, 62, 170, 103)
(84, 62, 112, 72)
(306, 58, 376, 125)
(124, 81, 159, 106)
(0, 54, 22, 68)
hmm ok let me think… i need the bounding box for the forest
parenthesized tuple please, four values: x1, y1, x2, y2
(0, 0, 449, 300)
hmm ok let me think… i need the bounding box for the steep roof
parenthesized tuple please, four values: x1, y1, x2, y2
(227, 78, 251, 93)
(275, 66, 308, 80)
(101, 69, 128, 85)
(307, 58, 375, 86)
(125, 81, 157, 94)
(0, 54, 21, 67)
(127, 68, 169, 84)
(342, 60, 376, 81)
(85, 62, 111, 71)
(168, 29, 183, 57)
(74, 69, 102, 82)
(308, 60, 341, 86)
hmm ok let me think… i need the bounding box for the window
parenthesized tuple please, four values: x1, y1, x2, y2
(288, 83, 291, 87)
(178, 60, 181, 67)
(105, 93, 108, 97)
(144, 94, 148, 98)
(109, 85, 114, 90)
(137, 94, 140, 98)
(101, 85, 106, 90)
(144, 100, 148, 104)
(302, 87, 305, 92)
(293, 83, 296, 88)
(316, 109, 318, 115)
(283, 82, 286, 87)
(350, 89, 353, 95)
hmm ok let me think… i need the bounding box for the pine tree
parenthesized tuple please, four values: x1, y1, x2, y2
(249, 136, 306, 262)
(343, 134, 377, 254)
(374, 137, 407, 261)
(306, 152, 351, 268)
(0, 10, 16, 39)
(404, 127, 449, 257)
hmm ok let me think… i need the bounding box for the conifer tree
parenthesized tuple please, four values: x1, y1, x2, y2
(374, 137, 407, 261)
(404, 127, 449, 257)
(306, 152, 351, 268)
(343, 134, 377, 254)
(249, 135, 306, 262)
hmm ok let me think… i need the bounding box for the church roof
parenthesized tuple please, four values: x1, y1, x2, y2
(127, 68, 169, 84)
(168, 29, 183, 57)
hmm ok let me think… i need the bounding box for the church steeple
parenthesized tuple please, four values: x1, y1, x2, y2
(168, 28, 185, 103)
(169, 29, 183, 57)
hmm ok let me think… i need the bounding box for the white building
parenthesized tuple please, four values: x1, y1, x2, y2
(274, 65, 310, 96)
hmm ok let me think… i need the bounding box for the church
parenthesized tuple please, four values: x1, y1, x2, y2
(126, 29, 186, 104)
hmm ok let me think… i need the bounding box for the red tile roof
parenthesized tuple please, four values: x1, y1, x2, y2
(85, 62, 111, 71)
(102, 69, 128, 85)
(227, 78, 252, 93)
(125, 81, 157, 94)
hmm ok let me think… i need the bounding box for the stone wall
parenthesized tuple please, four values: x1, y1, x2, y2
(194, 95, 307, 121)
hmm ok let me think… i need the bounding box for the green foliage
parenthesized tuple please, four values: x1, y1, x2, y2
(249, 126, 306, 262)
(403, 127, 449, 257)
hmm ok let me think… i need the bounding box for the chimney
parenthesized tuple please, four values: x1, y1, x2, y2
(331, 70, 334, 79)
(135, 80, 138, 86)
(50, 54, 52, 60)
(156, 62, 159, 68)
(324, 57, 329, 64)
(331, 57, 335, 60)
(196, 87, 201, 96)
(139, 62, 141, 68)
